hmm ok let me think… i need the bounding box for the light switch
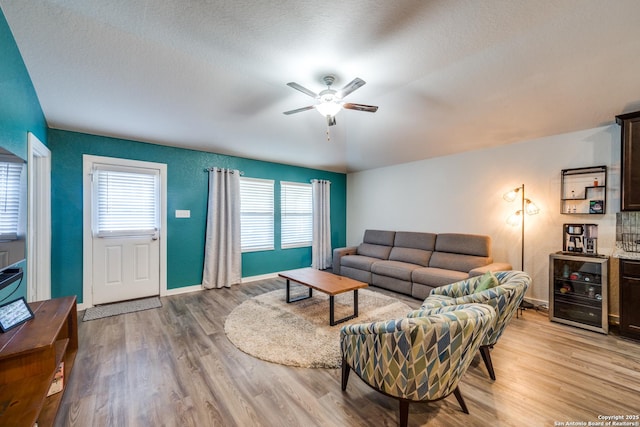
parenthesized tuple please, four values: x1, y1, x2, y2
(175, 209, 191, 218)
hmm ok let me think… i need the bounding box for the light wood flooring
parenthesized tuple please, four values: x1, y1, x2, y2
(56, 278, 640, 427)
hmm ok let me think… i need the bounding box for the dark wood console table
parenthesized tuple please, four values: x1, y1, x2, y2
(0, 296, 78, 427)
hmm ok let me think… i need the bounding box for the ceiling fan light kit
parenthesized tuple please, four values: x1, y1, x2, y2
(284, 75, 378, 127)
(315, 100, 342, 117)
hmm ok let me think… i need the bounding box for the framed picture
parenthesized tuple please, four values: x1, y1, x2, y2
(0, 297, 34, 332)
(589, 200, 604, 214)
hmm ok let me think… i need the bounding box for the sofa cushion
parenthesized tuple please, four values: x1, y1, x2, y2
(429, 252, 491, 273)
(363, 229, 396, 246)
(387, 231, 436, 266)
(393, 232, 437, 251)
(342, 254, 381, 271)
(389, 247, 432, 266)
(371, 260, 419, 281)
(435, 233, 491, 257)
(357, 243, 393, 260)
(412, 267, 469, 287)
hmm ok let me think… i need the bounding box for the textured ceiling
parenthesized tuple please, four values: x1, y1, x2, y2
(2, 0, 640, 173)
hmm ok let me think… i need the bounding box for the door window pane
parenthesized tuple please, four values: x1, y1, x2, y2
(93, 165, 159, 237)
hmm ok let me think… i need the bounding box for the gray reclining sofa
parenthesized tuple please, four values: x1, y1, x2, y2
(333, 230, 512, 300)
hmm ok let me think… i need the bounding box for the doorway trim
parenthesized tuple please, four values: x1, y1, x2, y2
(27, 132, 51, 302)
(82, 154, 167, 309)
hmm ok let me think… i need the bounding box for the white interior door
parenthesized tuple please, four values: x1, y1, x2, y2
(93, 232, 159, 304)
(84, 156, 166, 305)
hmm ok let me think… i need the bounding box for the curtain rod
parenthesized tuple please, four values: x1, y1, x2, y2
(204, 167, 244, 175)
(311, 179, 331, 184)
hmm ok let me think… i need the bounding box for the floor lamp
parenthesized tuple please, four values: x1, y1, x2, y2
(504, 184, 539, 311)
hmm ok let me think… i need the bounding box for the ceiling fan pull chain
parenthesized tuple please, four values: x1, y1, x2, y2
(326, 126, 331, 142)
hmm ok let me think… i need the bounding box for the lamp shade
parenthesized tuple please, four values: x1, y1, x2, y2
(503, 187, 520, 202)
(315, 101, 342, 117)
(525, 199, 540, 215)
(506, 210, 522, 226)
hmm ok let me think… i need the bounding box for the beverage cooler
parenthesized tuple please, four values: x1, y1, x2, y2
(549, 252, 608, 334)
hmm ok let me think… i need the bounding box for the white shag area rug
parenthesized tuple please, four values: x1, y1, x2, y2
(224, 288, 413, 369)
(83, 296, 162, 321)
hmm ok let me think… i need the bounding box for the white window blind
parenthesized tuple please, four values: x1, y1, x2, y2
(0, 162, 24, 240)
(240, 177, 274, 252)
(93, 165, 159, 237)
(281, 181, 312, 248)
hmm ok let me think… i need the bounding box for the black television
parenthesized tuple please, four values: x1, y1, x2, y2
(0, 147, 27, 291)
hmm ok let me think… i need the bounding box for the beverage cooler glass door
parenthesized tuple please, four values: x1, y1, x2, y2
(549, 253, 608, 334)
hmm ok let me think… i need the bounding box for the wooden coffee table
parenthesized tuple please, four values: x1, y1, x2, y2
(278, 268, 369, 326)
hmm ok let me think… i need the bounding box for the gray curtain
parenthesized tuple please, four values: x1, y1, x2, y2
(202, 168, 241, 289)
(311, 179, 331, 270)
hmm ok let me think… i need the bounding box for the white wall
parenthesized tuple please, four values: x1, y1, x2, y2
(347, 125, 620, 304)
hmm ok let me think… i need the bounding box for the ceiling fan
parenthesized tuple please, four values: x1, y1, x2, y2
(283, 75, 378, 126)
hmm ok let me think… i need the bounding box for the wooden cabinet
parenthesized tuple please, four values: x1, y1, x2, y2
(620, 259, 640, 340)
(549, 253, 608, 334)
(616, 111, 640, 211)
(0, 296, 78, 427)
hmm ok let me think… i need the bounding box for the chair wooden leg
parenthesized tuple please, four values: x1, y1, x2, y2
(453, 386, 469, 414)
(479, 345, 496, 380)
(398, 400, 410, 427)
(341, 358, 350, 391)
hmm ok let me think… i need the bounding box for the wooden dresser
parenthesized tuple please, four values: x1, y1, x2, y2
(0, 296, 78, 427)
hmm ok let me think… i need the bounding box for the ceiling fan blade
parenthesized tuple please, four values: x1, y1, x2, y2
(338, 78, 366, 98)
(283, 105, 315, 115)
(343, 103, 378, 113)
(286, 82, 318, 98)
(327, 115, 337, 126)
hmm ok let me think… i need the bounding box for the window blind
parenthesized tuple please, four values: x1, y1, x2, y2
(93, 166, 159, 237)
(0, 162, 23, 240)
(280, 181, 312, 248)
(240, 177, 274, 252)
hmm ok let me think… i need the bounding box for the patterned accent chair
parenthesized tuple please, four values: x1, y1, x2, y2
(340, 304, 497, 427)
(408, 270, 531, 380)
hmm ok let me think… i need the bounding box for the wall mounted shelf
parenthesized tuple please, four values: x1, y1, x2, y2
(560, 166, 607, 214)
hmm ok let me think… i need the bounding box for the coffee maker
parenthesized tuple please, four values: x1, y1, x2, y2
(563, 223, 598, 255)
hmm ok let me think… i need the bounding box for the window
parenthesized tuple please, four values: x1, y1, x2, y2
(281, 181, 312, 248)
(93, 165, 159, 237)
(0, 162, 24, 240)
(240, 177, 274, 252)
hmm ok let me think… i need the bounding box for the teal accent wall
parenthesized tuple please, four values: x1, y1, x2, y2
(0, 8, 48, 301)
(49, 130, 346, 302)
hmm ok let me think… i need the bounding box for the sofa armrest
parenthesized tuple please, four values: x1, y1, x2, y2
(469, 262, 513, 277)
(332, 246, 357, 275)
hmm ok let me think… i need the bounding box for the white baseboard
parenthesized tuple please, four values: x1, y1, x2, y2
(241, 272, 279, 283)
(164, 284, 203, 296)
(75, 273, 282, 311)
(160, 274, 279, 295)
